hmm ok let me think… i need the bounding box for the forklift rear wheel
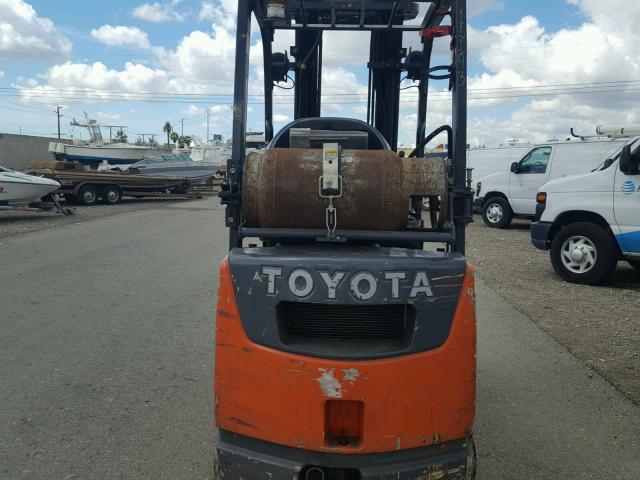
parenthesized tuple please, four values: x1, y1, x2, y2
(628, 259, 640, 272)
(77, 185, 99, 206)
(550, 222, 617, 285)
(482, 197, 512, 229)
(102, 185, 122, 205)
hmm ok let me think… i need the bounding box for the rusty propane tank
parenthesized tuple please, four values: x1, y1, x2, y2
(243, 148, 448, 231)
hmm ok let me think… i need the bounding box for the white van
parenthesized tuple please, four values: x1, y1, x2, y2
(474, 139, 627, 228)
(531, 137, 640, 284)
(467, 145, 531, 183)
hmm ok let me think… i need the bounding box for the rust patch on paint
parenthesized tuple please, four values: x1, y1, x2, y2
(228, 417, 259, 430)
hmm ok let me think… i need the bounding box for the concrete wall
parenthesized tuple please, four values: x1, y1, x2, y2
(0, 133, 72, 171)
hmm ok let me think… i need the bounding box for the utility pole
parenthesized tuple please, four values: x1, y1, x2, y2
(181, 118, 184, 136)
(109, 126, 112, 142)
(55, 106, 63, 139)
(206, 110, 210, 145)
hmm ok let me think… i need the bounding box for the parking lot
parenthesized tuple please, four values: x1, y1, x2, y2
(1, 200, 639, 479)
(467, 217, 640, 404)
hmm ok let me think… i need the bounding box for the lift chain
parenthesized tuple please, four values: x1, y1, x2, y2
(420, 25, 453, 39)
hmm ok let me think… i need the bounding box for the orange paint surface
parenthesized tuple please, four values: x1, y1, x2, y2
(214, 259, 476, 454)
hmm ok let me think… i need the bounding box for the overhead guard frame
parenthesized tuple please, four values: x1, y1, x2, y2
(223, 0, 469, 253)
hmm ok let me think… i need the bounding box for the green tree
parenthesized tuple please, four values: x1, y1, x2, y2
(170, 131, 179, 145)
(163, 121, 172, 145)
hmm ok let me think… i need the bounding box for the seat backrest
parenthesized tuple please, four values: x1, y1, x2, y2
(269, 117, 390, 150)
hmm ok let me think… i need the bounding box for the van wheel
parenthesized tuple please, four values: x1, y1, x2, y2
(550, 222, 617, 285)
(77, 185, 99, 206)
(628, 259, 640, 272)
(482, 197, 512, 228)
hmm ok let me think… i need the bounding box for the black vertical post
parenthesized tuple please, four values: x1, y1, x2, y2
(261, 25, 274, 142)
(415, 41, 433, 157)
(228, 0, 253, 249)
(294, 30, 322, 119)
(452, 0, 467, 254)
(56, 106, 62, 139)
(371, 30, 402, 151)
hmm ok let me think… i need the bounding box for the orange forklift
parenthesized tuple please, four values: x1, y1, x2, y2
(215, 1, 476, 478)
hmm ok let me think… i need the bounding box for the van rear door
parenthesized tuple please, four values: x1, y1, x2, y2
(509, 146, 553, 215)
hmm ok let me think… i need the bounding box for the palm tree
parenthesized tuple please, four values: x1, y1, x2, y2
(170, 131, 179, 146)
(163, 121, 173, 145)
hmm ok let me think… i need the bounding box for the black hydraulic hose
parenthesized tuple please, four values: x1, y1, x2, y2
(409, 125, 453, 158)
(299, 31, 322, 70)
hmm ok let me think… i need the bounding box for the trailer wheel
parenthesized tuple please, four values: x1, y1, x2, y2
(628, 259, 640, 272)
(550, 222, 617, 285)
(77, 185, 99, 206)
(482, 196, 512, 229)
(102, 185, 122, 205)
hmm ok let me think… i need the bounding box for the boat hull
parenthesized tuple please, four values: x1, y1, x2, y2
(49, 143, 159, 166)
(0, 173, 61, 204)
(133, 165, 222, 183)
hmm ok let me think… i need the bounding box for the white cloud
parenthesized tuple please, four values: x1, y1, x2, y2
(198, 1, 235, 30)
(273, 113, 289, 122)
(96, 111, 121, 121)
(0, 0, 71, 59)
(132, 1, 184, 23)
(17, 1, 640, 148)
(462, 8, 640, 146)
(182, 104, 204, 117)
(19, 61, 173, 102)
(0, 70, 4, 80)
(469, 0, 503, 16)
(91, 25, 151, 49)
(155, 26, 239, 93)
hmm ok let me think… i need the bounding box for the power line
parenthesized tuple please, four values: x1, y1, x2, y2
(2, 85, 640, 105)
(0, 103, 56, 116)
(3, 78, 640, 99)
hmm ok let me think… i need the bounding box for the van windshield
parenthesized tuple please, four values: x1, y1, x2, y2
(592, 138, 640, 172)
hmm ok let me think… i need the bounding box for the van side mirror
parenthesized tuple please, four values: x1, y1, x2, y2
(620, 145, 640, 175)
(510, 162, 519, 174)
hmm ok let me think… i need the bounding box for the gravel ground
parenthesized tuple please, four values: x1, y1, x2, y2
(467, 216, 640, 405)
(3, 203, 638, 405)
(0, 197, 202, 240)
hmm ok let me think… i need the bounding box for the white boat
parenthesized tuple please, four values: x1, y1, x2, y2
(128, 153, 223, 183)
(48, 114, 158, 168)
(0, 166, 61, 204)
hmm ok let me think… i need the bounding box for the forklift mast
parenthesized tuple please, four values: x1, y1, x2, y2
(215, 2, 476, 479)
(221, 0, 472, 253)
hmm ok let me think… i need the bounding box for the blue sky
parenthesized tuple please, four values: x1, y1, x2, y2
(1, 0, 638, 146)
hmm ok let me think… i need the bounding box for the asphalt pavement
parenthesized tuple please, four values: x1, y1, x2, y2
(1, 199, 638, 479)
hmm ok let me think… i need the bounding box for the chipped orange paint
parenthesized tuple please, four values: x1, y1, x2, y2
(214, 259, 476, 454)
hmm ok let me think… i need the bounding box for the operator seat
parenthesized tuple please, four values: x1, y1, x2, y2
(269, 117, 391, 151)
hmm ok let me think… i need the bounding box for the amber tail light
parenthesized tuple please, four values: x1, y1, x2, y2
(324, 400, 364, 447)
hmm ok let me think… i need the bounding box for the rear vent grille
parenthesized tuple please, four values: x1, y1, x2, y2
(278, 303, 415, 357)
(282, 303, 409, 339)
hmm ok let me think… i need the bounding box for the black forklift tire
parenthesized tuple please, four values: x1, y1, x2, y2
(77, 185, 99, 206)
(550, 222, 617, 285)
(482, 196, 513, 229)
(628, 259, 640, 272)
(102, 185, 122, 205)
